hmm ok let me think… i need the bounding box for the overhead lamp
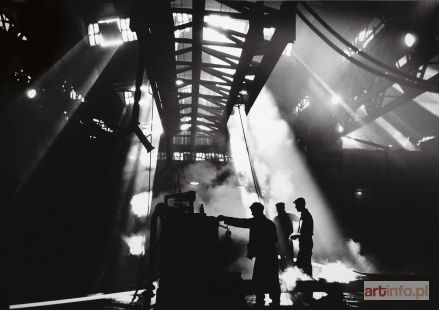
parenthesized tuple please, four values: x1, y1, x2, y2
(404, 32, 416, 48)
(355, 189, 364, 198)
(98, 18, 123, 47)
(26, 88, 37, 99)
(176, 79, 184, 86)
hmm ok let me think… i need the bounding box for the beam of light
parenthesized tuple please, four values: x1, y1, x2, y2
(100, 39, 123, 47)
(292, 51, 423, 150)
(11, 39, 119, 193)
(375, 118, 419, 151)
(123, 234, 145, 255)
(228, 87, 375, 276)
(291, 50, 364, 125)
(244, 87, 343, 249)
(121, 89, 162, 221)
(228, 105, 260, 218)
(9, 290, 143, 309)
(413, 91, 439, 118)
(331, 94, 342, 105)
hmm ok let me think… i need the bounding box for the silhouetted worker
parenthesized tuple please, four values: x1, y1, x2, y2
(218, 202, 280, 307)
(273, 202, 298, 270)
(289, 197, 314, 277)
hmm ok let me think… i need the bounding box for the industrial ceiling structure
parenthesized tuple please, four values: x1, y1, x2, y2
(102, 0, 439, 155)
(3, 1, 439, 307)
(127, 0, 297, 159)
(3, 0, 438, 159)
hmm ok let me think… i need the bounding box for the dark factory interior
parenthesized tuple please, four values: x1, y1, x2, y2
(2, 0, 439, 309)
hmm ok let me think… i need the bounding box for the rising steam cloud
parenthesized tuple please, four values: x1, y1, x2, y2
(122, 87, 374, 279)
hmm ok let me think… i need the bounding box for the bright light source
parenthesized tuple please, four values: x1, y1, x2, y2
(100, 39, 123, 47)
(130, 192, 150, 217)
(26, 88, 37, 99)
(123, 235, 145, 255)
(316, 261, 358, 283)
(336, 123, 344, 133)
(355, 190, 363, 198)
(331, 95, 342, 105)
(190, 181, 199, 186)
(204, 14, 247, 33)
(176, 79, 184, 86)
(404, 33, 416, 47)
(239, 89, 248, 96)
(180, 124, 191, 131)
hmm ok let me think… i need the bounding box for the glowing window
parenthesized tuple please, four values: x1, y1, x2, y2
(263, 27, 275, 41)
(88, 17, 137, 47)
(198, 125, 212, 131)
(0, 13, 11, 31)
(173, 13, 192, 26)
(1, 12, 27, 41)
(124, 91, 134, 104)
(181, 116, 191, 122)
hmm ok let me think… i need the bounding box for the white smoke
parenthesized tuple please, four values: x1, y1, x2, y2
(123, 234, 145, 256)
(346, 238, 375, 273)
(228, 87, 375, 273)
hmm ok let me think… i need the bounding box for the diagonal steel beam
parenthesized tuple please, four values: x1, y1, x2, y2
(244, 3, 296, 114)
(202, 46, 240, 65)
(176, 66, 191, 74)
(172, 7, 249, 20)
(175, 47, 192, 55)
(344, 73, 439, 134)
(176, 60, 237, 70)
(201, 67, 233, 83)
(199, 82, 230, 97)
(177, 92, 192, 100)
(176, 37, 243, 48)
(179, 78, 231, 87)
(220, 2, 264, 125)
(199, 93, 227, 101)
(174, 21, 193, 31)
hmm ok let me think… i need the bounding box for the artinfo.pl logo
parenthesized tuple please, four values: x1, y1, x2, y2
(364, 281, 429, 300)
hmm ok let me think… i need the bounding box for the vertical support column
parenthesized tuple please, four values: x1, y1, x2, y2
(190, 0, 205, 156)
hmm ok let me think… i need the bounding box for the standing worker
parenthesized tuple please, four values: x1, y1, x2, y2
(290, 197, 314, 277)
(273, 202, 298, 270)
(218, 202, 280, 308)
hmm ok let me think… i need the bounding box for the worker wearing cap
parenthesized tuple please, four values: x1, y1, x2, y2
(218, 202, 280, 307)
(273, 202, 299, 270)
(289, 197, 314, 277)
